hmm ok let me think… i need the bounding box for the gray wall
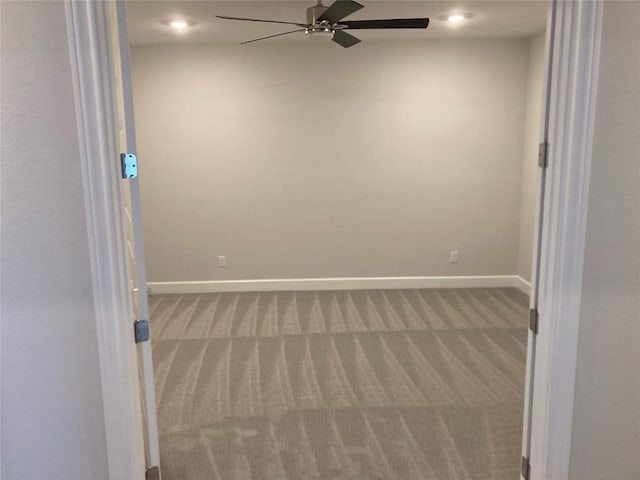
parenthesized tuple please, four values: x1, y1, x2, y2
(0, 2, 110, 479)
(517, 32, 546, 282)
(569, 2, 640, 479)
(131, 40, 532, 282)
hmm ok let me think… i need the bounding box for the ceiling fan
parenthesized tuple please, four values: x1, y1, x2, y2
(216, 0, 430, 48)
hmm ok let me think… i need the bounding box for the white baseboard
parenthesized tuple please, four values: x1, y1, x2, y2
(148, 275, 531, 295)
(513, 275, 532, 295)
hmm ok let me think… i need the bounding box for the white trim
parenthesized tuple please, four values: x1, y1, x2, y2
(513, 276, 532, 296)
(529, 1, 603, 479)
(148, 275, 527, 294)
(65, 1, 146, 479)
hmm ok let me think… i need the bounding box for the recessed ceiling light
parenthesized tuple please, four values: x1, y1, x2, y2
(162, 19, 197, 30)
(447, 14, 466, 23)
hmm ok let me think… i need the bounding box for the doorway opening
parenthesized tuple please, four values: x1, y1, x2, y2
(123, 1, 549, 478)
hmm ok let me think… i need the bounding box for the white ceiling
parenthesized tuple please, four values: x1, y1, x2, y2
(126, 0, 548, 46)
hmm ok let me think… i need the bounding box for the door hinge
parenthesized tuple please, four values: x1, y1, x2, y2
(529, 308, 539, 334)
(521, 456, 531, 480)
(145, 465, 160, 480)
(120, 152, 138, 179)
(538, 141, 549, 168)
(134, 319, 150, 343)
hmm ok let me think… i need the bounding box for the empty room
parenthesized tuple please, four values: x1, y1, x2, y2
(125, 1, 548, 478)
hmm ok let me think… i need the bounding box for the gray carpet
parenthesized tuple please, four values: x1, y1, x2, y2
(149, 288, 529, 480)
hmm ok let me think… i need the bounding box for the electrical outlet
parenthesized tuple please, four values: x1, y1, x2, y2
(449, 250, 459, 263)
(217, 255, 227, 268)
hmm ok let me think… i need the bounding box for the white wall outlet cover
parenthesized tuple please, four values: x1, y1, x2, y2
(217, 255, 226, 267)
(449, 250, 459, 263)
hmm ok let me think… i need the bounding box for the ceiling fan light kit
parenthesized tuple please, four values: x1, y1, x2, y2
(216, 0, 430, 48)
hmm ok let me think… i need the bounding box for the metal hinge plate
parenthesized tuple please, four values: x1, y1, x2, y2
(529, 309, 539, 334)
(134, 319, 150, 343)
(145, 465, 160, 480)
(538, 141, 548, 168)
(521, 456, 531, 479)
(120, 152, 138, 179)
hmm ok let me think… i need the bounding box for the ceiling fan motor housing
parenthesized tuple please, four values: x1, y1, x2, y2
(305, 1, 336, 37)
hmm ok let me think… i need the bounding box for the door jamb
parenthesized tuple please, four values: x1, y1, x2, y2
(65, 0, 605, 478)
(520, 1, 557, 472)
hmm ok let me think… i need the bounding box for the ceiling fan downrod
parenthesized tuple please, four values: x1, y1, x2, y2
(306, 1, 328, 26)
(305, 1, 341, 38)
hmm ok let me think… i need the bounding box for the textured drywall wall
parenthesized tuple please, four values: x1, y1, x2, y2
(569, 2, 640, 479)
(131, 40, 529, 282)
(0, 2, 109, 479)
(517, 32, 546, 282)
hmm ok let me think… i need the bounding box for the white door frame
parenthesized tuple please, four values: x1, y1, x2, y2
(64, 0, 604, 478)
(526, 1, 603, 479)
(65, 1, 146, 479)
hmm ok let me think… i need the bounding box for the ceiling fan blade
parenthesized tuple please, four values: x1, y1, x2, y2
(318, 0, 364, 23)
(240, 28, 306, 45)
(216, 15, 307, 27)
(332, 29, 361, 48)
(342, 18, 430, 29)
